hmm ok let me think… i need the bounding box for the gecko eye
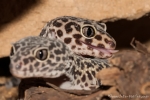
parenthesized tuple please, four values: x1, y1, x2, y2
(35, 49, 48, 61)
(10, 47, 15, 56)
(81, 26, 95, 38)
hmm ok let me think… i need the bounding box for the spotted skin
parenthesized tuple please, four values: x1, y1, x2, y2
(40, 16, 118, 58)
(9, 36, 110, 90)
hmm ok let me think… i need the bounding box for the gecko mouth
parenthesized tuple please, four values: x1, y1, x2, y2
(80, 41, 118, 57)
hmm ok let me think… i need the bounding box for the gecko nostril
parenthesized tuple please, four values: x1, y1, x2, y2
(108, 41, 116, 48)
(104, 38, 116, 48)
(16, 62, 22, 69)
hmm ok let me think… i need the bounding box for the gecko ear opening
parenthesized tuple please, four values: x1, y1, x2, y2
(10, 46, 15, 56)
(10, 44, 18, 57)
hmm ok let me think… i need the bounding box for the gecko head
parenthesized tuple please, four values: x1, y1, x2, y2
(9, 36, 69, 78)
(40, 16, 118, 58)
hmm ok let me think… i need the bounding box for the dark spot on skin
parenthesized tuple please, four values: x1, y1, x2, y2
(61, 18, 68, 22)
(62, 56, 66, 61)
(14, 56, 21, 62)
(86, 71, 93, 80)
(75, 40, 82, 45)
(49, 29, 55, 33)
(69, 17, 77, 20)
(53, 20, 62, 27)
(84, 21, 92, 24)
(61, 44, 67, 54)
(91, 60, 96, 65)
(71, 66, 75, 75)
(78, 71, 82, 76)
(71, 45, 76, 49)
(73, 34, 82, 39)
(92, 52, 95, 55)
(28, 57, 35, 62)
(50, 54, 54, 58)
(35, 68, 39, 72)
(95, 35, 102, 40)
(104, 38, 115, 48)
(80, 85, 84, 88)
(77, 80, 80, 84)
(104, 63, 110, 68)
(104, 38, 109, 44)
(41, 67, 49, 72)
(58, 63, 66, 70)
(64, 38, 72, 44)
(85, 39, 92, 44)
(65, 22, 80, 33)
(75, 70, 82, 76)
(29, 65, 33, 72)
(84, 62, 93, 68)
(22, 42, 26, 46)
(42, 63, 45, 67)
(81, 74, 86, 82)
(91, 71, 96, 76)
(76, 58, 80, 66)
(56, 42, 60, 47)
(23, 58, 29, 65)
(48, 69, 53, 72)
(85, 83, 88, 87)
(69, 56, 74, 60)
(44, 41, 48, 44)
(65, 22, 73, 33)
(50, 63, 57, 66)
(34, 62, 39, 67)
(65, 68, 69, 71)
(56, 57, 60, 61)
(54, 49, 62, 55)
(78, 48, 81, 50)
(80, 62, 84, 70)
(97, 44, 105, 48)
(47, 60, 51, 64)
(96, 67, 101, 71)
(21, 48, 25, 51)
(47, 60, 57, 67)
(49, 43, 56, 50)
(57, 30, 63, 37)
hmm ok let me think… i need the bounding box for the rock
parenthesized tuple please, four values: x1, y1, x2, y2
(0, 0, 150, 57)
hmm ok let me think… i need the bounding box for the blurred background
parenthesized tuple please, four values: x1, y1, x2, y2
(0, 0, 150, 99)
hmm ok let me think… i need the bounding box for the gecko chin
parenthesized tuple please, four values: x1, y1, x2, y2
(80, 41, 118, 58)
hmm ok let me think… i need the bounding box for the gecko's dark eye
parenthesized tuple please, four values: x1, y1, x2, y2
(81, 26, 95, 38)
(35, 49, 48, 61)
(10, 47, 14, 56)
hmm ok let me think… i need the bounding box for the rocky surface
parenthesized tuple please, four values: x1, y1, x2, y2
(0, 0, 150, 57)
